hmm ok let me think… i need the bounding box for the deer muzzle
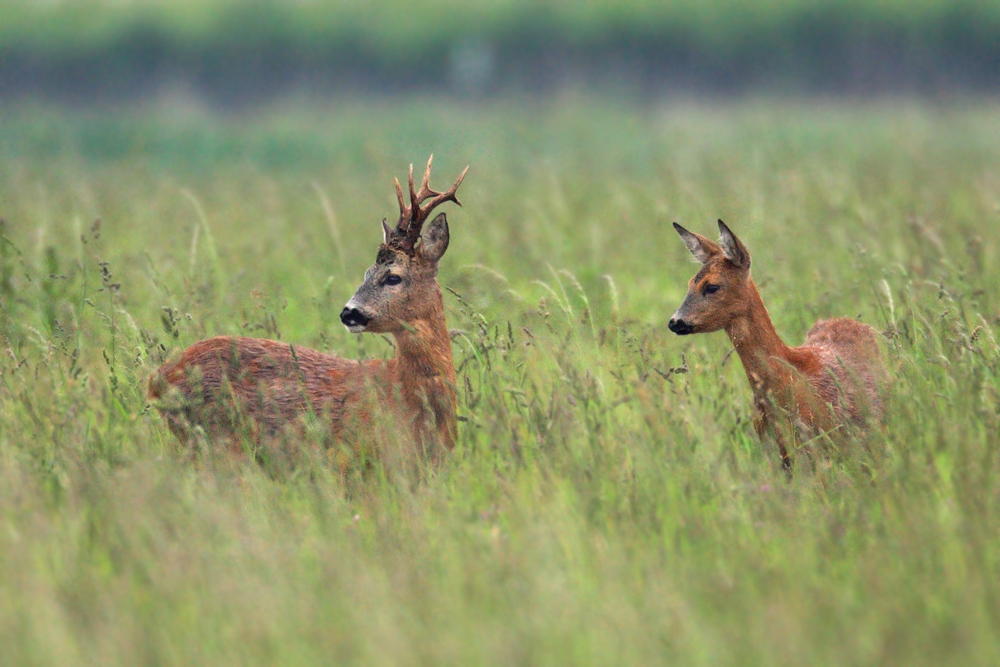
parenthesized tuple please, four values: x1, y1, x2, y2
(340, 306, 371, 333)
(668, 317, 694, 335)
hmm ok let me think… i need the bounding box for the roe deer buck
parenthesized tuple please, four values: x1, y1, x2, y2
(668, 220, 885, 471)
(149, 156, 468, 454)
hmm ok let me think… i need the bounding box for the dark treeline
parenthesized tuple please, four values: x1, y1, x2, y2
(0, 1, 997, 105)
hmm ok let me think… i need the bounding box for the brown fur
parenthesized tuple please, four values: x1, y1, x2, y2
(670, 220, 886, 470)
(149, 159, 464, 456)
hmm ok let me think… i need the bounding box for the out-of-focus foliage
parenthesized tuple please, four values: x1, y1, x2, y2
(0, 0, 994, 51)
(0, 0, 997, 98)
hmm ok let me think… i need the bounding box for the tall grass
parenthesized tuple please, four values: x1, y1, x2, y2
(0, 98, 999, 664)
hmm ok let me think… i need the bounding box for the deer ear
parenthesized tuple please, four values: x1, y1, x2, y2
(717, 219, 750, 269)
(382, 219, 392, 244)
(418, 213, 450, 263)
(673, 222, 720, 263)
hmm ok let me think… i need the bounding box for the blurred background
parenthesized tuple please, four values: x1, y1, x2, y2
(1, 0, 997, 106)
(3, 3, 1000, 664)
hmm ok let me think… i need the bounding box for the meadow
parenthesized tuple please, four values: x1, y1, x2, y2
(1, 97, 999, 664)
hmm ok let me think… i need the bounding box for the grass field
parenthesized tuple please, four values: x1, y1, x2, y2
(1, 98, 999, 664)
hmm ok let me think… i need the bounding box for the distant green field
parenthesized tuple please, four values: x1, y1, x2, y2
(2, 0, 993, 52)
(1, 98, 999, 664)
(2, 0, 998, 96)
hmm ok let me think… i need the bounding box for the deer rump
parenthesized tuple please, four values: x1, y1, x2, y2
(798, 318, 885, 429)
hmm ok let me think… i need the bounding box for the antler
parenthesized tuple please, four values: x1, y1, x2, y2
(386, 155, 468, 253)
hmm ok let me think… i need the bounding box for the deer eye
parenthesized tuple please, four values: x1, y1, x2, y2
(383, 274, 402, 287)
(703, 284, 721, 295)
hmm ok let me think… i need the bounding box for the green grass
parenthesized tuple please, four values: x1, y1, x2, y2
(1, 98, 1000, 664)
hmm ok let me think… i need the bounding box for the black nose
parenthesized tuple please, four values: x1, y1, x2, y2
(340, 307, 370, 328)
(668, 318, 694, 335)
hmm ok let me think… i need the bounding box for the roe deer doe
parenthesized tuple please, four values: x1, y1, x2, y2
(149, 156, 468, 454)
(668, 220, 886, 471)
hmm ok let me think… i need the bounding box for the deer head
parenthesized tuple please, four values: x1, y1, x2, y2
(340, 156, 468, 334)
(668, 219, 753, 335)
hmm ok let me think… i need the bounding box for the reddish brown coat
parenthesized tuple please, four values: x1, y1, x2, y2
(149, 157, 465, 455)
(669, 220, 886, 469)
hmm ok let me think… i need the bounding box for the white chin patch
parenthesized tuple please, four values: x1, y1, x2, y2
(346, 324, 367, 334)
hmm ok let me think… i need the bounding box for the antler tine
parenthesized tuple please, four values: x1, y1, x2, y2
(394, 177, 407, 221)
(408, 162, 420, 218)
(418, 154, 436, 200)
(444, 165, 469, 207)
(410, 155, 444, 207)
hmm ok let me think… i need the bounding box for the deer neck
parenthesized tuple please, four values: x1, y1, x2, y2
(388, 287, 457, 450)
(391, 290, 455, 385)
(724, 278, 794, 395)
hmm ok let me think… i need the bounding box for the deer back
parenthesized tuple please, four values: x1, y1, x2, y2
(149, 336, 380, 442)
(803, 318, 886, 426)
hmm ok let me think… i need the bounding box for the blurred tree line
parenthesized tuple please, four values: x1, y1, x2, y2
(0, 0, 997, 104)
